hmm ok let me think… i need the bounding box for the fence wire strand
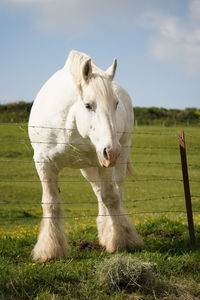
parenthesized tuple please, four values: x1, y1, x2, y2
(0, 178, 185, 183)
(1, 210, 200, 222)
(0, 123, 183, 136)
(0, 195, 184, 206)
(0, 138, 180, 150)
(1, 122, 200, 139)
(1, 160, 200, 169)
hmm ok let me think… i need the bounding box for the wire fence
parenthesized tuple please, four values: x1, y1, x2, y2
(0, 122, 199, 136)
(0, 195, 186, 205)
(0, 123, 199, 231)
(1, 160, 200, 171)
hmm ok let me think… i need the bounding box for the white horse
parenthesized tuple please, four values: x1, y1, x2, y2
(28, 50, 143, 262)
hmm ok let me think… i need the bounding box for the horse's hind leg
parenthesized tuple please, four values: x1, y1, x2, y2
(32, 159, 68, 262)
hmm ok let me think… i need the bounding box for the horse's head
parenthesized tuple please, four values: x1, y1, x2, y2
(69, 51, 121, 167)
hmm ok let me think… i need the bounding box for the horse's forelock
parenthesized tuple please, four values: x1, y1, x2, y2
(89, 75, 115, 105)
(67, 50, 114, 104)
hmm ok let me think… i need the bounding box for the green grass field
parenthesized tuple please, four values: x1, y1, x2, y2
(0, 124, 200, 299)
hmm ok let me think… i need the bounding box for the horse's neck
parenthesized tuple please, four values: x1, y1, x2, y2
(29, 67, 79, 130)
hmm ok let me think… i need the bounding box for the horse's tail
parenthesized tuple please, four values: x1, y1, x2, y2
(126, 160, 135, 177)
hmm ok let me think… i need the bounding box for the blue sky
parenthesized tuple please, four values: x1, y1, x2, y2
(0, 0, 200, 109)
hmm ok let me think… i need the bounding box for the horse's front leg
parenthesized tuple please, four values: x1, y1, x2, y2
(32, 161, 68, 262)
(97, 168, 143, 252)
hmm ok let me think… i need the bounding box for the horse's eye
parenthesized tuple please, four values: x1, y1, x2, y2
(115, 101, 119, 109)
(85, 103, 92, 110)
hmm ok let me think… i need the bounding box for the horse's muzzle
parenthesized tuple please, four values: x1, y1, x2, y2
(98, 147, 121, 167)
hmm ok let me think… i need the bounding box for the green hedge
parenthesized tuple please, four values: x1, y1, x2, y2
(134, 107, 200, 126)
(0, 102, 200, 126)
(0, 102, 32, 123)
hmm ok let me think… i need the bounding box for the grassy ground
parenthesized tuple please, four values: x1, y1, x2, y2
(0, 124, 200, 299)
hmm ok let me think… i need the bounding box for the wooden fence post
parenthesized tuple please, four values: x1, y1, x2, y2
(178, 130, 196, 248)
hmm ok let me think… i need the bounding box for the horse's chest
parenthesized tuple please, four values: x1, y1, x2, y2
(52, 137, 98, 169)
(31, 130, 99, 169)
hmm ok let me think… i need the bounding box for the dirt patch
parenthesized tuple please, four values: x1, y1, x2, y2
(72, 240, 101, 251)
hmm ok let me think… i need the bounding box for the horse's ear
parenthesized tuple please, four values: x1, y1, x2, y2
(82, 59, 92, 82)
(105, 58, 117, 80)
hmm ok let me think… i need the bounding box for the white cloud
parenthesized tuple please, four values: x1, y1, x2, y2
(151, 36, 200, 74)
(2, 0, 177, 33)
(189, 0, 200, 23)
(139, 1, 200, 77)
(3, 0, 136, 33)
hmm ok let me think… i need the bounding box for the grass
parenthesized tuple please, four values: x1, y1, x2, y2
(0, 124, 200, 299)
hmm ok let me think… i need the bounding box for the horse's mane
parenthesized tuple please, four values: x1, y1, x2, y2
(66, 50, 91, 77)
(65, 50, 115, 105)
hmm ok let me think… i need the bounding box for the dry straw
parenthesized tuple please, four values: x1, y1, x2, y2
(95, 254, 157, 293)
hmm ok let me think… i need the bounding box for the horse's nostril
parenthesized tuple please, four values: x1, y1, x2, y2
(103, 148, 109, 160)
